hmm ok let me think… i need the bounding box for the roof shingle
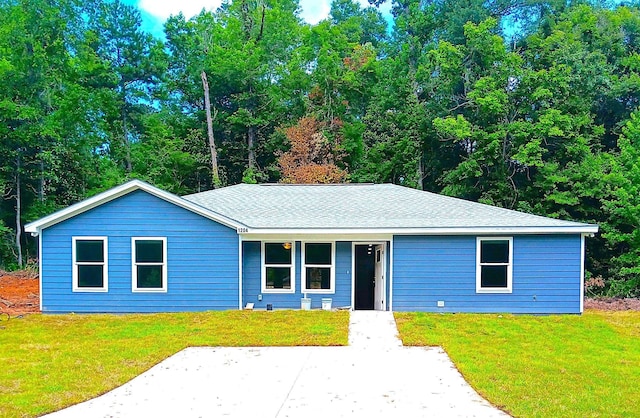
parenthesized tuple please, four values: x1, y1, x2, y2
(182, 183, 596, 232)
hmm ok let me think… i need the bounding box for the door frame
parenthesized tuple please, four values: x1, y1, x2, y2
(351, 241, 387, 311)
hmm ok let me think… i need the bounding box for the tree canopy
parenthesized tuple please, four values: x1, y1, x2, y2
(1, 0, 639, 296)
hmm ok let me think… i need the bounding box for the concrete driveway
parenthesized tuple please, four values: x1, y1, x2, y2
(44, 312, 509, 418)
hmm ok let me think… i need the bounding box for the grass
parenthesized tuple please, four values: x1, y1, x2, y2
(395, 310, 640, 418)
(0, 310, 349, 418)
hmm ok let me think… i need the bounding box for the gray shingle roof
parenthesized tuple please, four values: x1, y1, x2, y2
(182, 183, 596, 232)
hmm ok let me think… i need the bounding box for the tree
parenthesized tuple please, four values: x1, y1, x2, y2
(330, 0, 387, 47)
(129, 112, 199, 194)
(165, 1, 305, 185)
(602, 112, 640, 297)
(87, 0, 167, 174)
(164, 13, 222, 190)
(217, 0, 304, 182)
(353, 0, 438, 189)
(278, 116, 347, 183)
(295, 1, 385, 181)
(201, 70, 222, 187)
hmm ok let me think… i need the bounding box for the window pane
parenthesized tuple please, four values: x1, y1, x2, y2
(78, 265, 104, 288)
(481, 240, 509, 264)
(136, 240, 163, 263)
(265, 243, 291, 265)
(481, 265, 508, 288)
(265, 267, 291, 289)
(137, 265, 163, 288)
(76, 240, 104, 262)
(305, 243, 331, 265)
(306, 267, 330, 290)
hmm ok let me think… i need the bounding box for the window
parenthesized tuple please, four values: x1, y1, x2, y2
(302, 242, 334, 293)
(476, 237, 513, 293)
(132, 237, 167, 292)
(73, 237, 108, 292)
(262, 242, 294, 293)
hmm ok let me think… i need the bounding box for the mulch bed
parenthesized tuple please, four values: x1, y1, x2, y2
(0, 270, 40, 316)
(584, 297, 640, 311)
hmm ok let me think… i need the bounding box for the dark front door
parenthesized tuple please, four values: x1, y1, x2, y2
(354, 244, 375, 310)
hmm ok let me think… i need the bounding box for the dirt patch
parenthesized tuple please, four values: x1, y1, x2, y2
(0, 270, 39, 316)
(585, 297, 640, 311)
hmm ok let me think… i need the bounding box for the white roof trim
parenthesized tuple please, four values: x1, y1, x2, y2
(24, 180, 245, 235)
(238, 225, 599, 236)
(241, 233, 394, 241)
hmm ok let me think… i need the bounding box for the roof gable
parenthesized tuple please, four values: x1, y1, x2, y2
(24, 180, 244, 235)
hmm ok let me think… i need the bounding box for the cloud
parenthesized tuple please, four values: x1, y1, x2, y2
(298, 0, 331, 24)
(137, 0, 391, 24)
(137, 0, 222, 20)
(299, 0, 392, 24)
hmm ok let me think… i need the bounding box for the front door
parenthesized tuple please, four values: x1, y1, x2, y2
(354, 245, 374, 310)
(353, 243, 386, 310)
(374, 245, 385, 310)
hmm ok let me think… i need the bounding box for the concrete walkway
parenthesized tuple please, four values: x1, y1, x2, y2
(44, 311, 509, 418)
(349, 310, 403, 348)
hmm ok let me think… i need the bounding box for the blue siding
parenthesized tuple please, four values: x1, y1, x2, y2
(41, 190, 239, 313)
(242, 241, 352, 309)
(41, 189, 581, 315)
(392, 235, 582, 313)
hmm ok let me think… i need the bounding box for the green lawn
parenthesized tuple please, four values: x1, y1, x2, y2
(0, 310, 349, 418)
(395, 310, 640, 418)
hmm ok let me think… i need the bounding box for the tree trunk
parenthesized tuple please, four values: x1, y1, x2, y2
(123, 111, 132, 174)
(121, 82, 132, 174)
(124, 138, 132, 173)
(247, 125, 256, 170)
(39, 158, 44, 202)
(116, 43, 132, 174)
(201, 70, 221, 188)
(417, 155, 425, 191)
(246, 77, 257, 171)
(15, 155, 23, 267)
(416, 112, 425, 189)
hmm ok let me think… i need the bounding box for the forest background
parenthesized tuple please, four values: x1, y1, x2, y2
(1, 0, 639, 297)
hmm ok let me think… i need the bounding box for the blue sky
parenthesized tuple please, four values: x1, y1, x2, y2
(122, 0, 392, 38)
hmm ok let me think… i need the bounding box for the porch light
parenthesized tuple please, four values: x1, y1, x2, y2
(282, 242, 292, 250)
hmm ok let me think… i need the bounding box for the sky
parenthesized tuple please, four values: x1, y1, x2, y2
(122, 0, 392, 38)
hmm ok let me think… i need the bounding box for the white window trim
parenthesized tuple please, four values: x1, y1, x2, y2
(72, 236, 108, 292)
(301, 241, 336, 294)
(132, 237, 168, 293)
(476, 236, 513, 293)
(261, 241, 296, 293)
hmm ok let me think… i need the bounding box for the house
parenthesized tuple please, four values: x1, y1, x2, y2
(25, 180, 598, 314)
